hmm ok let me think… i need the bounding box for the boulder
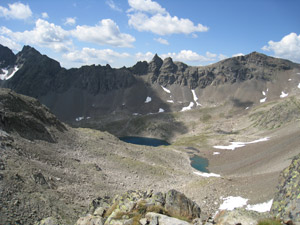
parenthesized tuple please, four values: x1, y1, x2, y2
(145, 212, 191, 225)
(271, 153, 300, 224)
(165, 189, 201, 221)
(75, 214, 104, 225)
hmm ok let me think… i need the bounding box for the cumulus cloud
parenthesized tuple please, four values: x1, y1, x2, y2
(0, 2, 32, 20)
(0, 35, 22, 51)
(1, 19, 72, 52)
(262, 32, 300, 63)
(154, 37, 169, 45)
(218, 54, 228, 60)
(128, 0, 166, 14)
(127, 0, 208, 35)
(63, 47, 130, 66)
(135, 51, 154, 61)
(64, 17, 76, 26)
(232, 53, 244, 57)
(106, 0, 122, 12)
(42, 12, 49, 19)
(71, 19, 135, 47)
(162, 50, 217, 62)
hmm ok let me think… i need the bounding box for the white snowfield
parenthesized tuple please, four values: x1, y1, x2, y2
(181, 102, 194, 112)
(193, 171, 221, 178)
(0, 66, 19, 80)
(158, 108, 164, 113)
(262, 91, 266, 96)
(260, 97, 267, 103)
(213, 152, 220, 155)
(191, 89, 201, 106)
(145, 96, 152, 103)
(167, 100, 174, 103)
(75, 116, 84, 122)
(213, 137, 269, 151)
(161, 85, 171, 93)
(219, 196, 273, 213)
(298, 83, 300, 89)
(280, 91, 288, 98)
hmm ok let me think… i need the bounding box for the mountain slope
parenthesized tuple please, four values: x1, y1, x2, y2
(0, 44, 300, 125)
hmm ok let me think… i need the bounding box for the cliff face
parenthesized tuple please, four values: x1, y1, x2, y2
(271, 153, 300, 224)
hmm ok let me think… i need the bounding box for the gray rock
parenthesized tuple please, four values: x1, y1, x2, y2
(35, 217, 59, 225)
(146, 212, 192, 225)
(165, 189, 201, 221)
(75, 214, 104, 225)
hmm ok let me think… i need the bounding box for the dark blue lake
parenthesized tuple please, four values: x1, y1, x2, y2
(119, 136, 170, 147)
(190, 155, 209, 173)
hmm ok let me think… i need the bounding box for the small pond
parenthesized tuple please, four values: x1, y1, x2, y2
(119, 136, 170, 147)
(190, 155, 209, 173)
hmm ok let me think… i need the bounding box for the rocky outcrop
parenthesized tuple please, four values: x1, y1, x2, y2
(75, 189, 201, 225)
(0, 88, 66, 142)
(0, 44, 16, 68)
(271, 153, 300, 224)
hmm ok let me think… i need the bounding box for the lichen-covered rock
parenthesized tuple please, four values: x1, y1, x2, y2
(145, 212, 191, 225)
(75, 214, 104, 225)
(271, 153, 300, 224)
(214, 208, 268, 225)
(34, 217, 59, 225)
(165, 189, 201, 220)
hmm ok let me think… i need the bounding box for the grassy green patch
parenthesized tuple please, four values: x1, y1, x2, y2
(257, 218, 282, 225)
(172, 134, 208, 147)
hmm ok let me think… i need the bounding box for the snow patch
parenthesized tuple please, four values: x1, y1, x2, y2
(181, 102, 194, 112)
(191, 90, 201, 106)
(219, 196, 248, 211)
(132, 113, 140, 116)
(161, 85, 171, 93)
(76, 116, 84, 122)
(262, 91, 266, 96)
(260, 97, 267, 103)
(280, 91, 288, 98)
(288, 78, 292, 81)
(246, 199, 273, 213)
(158, 108, 164, 113)
(298, 83, 300, 89)
(213, 152, 220, 155)
(167, 100, 174, 103)
(297, 73, 300, 75)
(0, 66, 19, 80)
(213, 137, 269, 151)
(245, 107, 249, 110)
(145, 96, 152, 103)
(193, 171, 221, 178)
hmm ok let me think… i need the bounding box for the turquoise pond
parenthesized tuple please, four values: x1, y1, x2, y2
(119, 136, 209, 173)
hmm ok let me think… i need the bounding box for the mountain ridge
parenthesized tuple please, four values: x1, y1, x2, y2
(0, 44, 300, 123)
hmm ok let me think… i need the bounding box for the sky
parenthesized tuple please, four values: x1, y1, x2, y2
(0, 0, 299, 69)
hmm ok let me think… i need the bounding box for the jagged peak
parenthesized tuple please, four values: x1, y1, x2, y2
(150, 53, 163, 64)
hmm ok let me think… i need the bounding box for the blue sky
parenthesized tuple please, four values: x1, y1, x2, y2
(0, 0, 299, 68)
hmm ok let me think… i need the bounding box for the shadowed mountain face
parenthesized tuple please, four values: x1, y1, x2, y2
(0, 44, 300, 124)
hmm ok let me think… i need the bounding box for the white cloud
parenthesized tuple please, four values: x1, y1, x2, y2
(127, 0, 208, 35)
(232, 53, 244, 57)
(64, 17, 76, 26)
(63, 47, 130, 66)
(1, 19, 72, 52)
(262, 32, 300, 63)
(42, 12, 49, 19)
(0, 35, 22, 51)
(154, 37, 169, 45)
(135, 52, 154, 62)
(128, 0, 166, 14)
(106, 0, 122, 12)
(162, 50, 217, 62)
(71, 19, 135, 47)
(218, 54, 228, 60)
(0, 2, 32, 20)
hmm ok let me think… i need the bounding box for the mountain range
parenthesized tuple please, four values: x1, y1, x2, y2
(1, 44, 299, 125)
